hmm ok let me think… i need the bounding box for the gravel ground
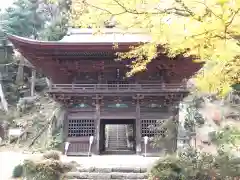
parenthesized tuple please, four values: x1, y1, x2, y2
(0, 151, 27, 180)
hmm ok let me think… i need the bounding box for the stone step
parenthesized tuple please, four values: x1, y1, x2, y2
(108, 139, 127, 142)
(108, 143, 127, 146)
(108, 140, 127, 142)
(108, 140, 126, 142)
(109, 129, 125, 131)
(108, 145, 128, 147)
(106, 148, 129, 150)
(66, 172, 148, 179)
(108, 144, 127, 146)
(108, 134, 126, 137)
(75, 167, 147, 173)
(108, 141, 126, 143)
(108, 139, 127, 141)
(108, 141, 127, 144)
(108, 141, 127, 143)
(108, 137, 127, 139)
(69, 179, 148, 180)
(109, 132, 126, 134)
(107, 146, 128, 149)
(108, 139, 126, 141)
(108, 143, 127, 145)
(107, 125, 128, 152)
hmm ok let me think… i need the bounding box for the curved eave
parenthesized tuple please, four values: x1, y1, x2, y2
(7, 34, 142, 51)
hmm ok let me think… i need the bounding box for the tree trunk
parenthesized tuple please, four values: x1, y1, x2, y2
(31, 69, 36, 97)
(15, 58, 24, 84)
(0, 72, 8, 112)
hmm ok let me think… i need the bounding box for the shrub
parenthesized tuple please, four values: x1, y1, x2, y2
(42, 150, 60, 160)
(23, 159, 62, 180)
(12, 164, 24, 178)
(149, 148, 240, 180)
(22, 151, 74, 180)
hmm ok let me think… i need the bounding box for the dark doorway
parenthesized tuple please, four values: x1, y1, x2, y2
(99, 119, 136, 154)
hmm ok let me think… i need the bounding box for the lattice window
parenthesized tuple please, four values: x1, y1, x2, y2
(68, 119, 95, 137)
(141, 119, 166, 137)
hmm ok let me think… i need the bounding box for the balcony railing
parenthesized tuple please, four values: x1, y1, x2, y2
(49, 83, 188, 93)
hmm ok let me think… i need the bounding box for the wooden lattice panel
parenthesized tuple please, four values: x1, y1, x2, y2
(68, 142, 90, 154)
(141, 119, 166, 137)
(141, 119, 176, 154)
(68, 119, 95, 137)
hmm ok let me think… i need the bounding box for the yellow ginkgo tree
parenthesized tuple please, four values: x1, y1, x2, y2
(70, 0, 240, 96)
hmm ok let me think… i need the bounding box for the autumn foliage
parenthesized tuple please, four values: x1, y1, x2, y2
(71, 0, 240, 96)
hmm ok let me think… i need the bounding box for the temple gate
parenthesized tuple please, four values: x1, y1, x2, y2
(8, 28, 202, 156)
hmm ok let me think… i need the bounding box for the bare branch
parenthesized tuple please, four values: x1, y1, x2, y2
(84, 0, 192, 17)
(83, 0, 126, 16)
(174, 0, 195, 16)
(194, 1, 222, 20)
(225, 8, 240, 30)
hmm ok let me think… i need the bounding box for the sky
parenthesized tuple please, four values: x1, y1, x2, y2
(0, 0, 14, 10)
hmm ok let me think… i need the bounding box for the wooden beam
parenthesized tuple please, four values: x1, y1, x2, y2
(135, 94, 142, 155)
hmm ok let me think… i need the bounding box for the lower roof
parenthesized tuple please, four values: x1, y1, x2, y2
(7, 28, 152, 53)
(8, 28, 151, 47)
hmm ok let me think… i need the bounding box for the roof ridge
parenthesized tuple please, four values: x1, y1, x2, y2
(67, 28, 147, 35)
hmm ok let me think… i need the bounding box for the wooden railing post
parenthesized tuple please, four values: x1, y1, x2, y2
(134, 94, 144, 155)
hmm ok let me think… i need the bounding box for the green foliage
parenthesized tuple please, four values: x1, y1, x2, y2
(71, 0, 240, 96)
(3, 79, 21, 104)
(210, 126, 240, 147)
(48, 132, 63, 150)
(2, 0, 68, 41)
(2, 0, 45, 37)
(150, 148, 240, 180)
(151, 118, 177, 151)
(12, 164, 24, 178)
(23, 151, 73, 180)
(0, 0, 68, 107)
(39, 17, 68, 41)
(232, 84, 240, 91)
(184, 109, 205, 131)
(183, 97, 205, 132)
(39, 0, 69, 41)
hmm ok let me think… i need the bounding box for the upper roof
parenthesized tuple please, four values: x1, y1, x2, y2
(60, 28, 151, 43)
(6, 28, 203, 84)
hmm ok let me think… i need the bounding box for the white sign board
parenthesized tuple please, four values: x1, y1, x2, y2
(144, 136, 149, 144)
(9, 128, 23, 137)
(89, 136, 94, 144)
